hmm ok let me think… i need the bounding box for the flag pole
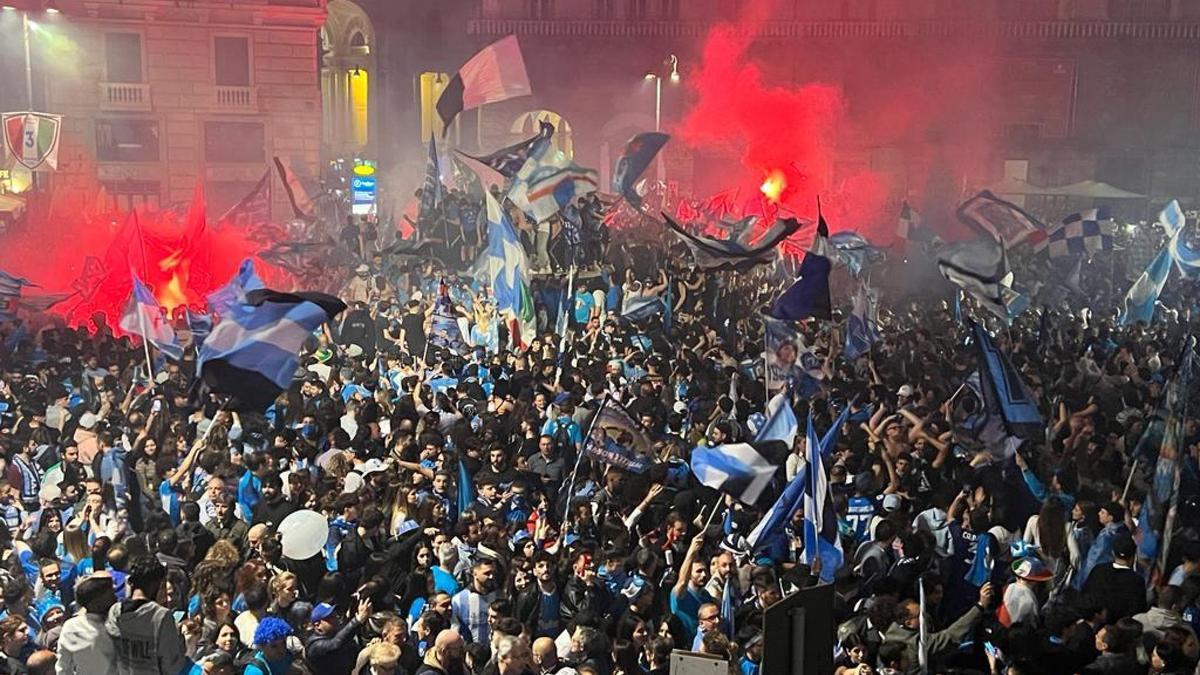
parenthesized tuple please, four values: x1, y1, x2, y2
(554, 264, 576, 389)
(561, 394, 607, 525)
(128, 270, 157, 390)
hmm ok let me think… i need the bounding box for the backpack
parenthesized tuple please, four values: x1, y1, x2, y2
(551, 417, 575, 453)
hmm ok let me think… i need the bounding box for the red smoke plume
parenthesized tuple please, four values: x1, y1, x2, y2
(0, 184, 262, 332)
(676, 0, 999, 241)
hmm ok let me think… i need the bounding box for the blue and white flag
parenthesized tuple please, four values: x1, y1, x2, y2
(612, 132, 669, 208)
(119, 275, 182, 360)
(937, 238, 1009, 321)
(480, 192, 535, 346)
(620, 293, 664, 323)
(972, 321, 1043, 438)
(720, 576, 736, 640)
(1168, 228, 1200, 280)
(196, 289, 345, 411)
(690, 440, 789, 506)
(1118, 247, 1172, 326)
(418, 137, 443, 229)
(1160, 199, 1186, 238)
(206, 258, 265, 318)
(745, 419, 813, 554)
(843, 281, 879, 360)
(754, 391, 798, 448)
(185, 308, 213, 345)
(801, 406, 843, 582)
(1032, 208, 1115, 258)
(508, 138, 598, 223)
(457, 456, 475, 519)
(829, 231, 885, 277)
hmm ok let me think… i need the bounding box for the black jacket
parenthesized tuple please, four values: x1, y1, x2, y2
(561, 576, 607, 626)
(1081, 564, 1147, 621)
(304, 617, 362, 675)
(251, 497, 297, 532)
(515, 582, 563, 637)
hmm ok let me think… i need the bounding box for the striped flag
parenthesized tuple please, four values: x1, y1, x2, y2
(1032, 208, 1116, 258)
(896, 200, 928, 242)
(119, 275, 182, 360)
(196, 288, 345, 411)
(690, 440, 790, 506)
(508, 140, 598, 224)
(481, 191, 535, 347)
(937, 238, 1010, 321)
(206, 258, 265, 318)
(459, 121, 553, 179)
(754, 392, 799, 448)
(436, 35, 532, 132)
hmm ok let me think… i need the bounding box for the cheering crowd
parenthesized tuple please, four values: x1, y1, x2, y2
(0, 181, 1198, 675)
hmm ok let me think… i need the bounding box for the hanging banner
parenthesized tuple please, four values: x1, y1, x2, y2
(3, 112, 62, 172)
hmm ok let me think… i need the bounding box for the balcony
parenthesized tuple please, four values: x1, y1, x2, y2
(213, 86, 258, 112)
(99, 82, 152, 112)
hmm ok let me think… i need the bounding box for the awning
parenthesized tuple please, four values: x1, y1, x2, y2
(0, 193, 25, 214)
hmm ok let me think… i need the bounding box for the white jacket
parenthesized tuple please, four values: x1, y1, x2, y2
(56, 612, 117, 675)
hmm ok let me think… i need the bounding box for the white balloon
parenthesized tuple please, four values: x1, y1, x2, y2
(277, 509, 329, 560)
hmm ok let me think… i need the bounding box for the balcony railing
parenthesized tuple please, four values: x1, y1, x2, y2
(214, 86, 257, 111)
(99, 82, 151, 111)
(467, 18, 1200, 41)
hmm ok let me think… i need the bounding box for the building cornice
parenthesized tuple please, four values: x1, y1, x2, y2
(75, 0, 327, 30)
(467, 18, 1200, 41)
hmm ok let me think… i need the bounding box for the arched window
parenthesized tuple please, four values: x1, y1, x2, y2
(511, 111, 573, 158)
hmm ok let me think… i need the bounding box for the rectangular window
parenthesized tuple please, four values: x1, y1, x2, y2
(102, 180, 161, 212)
(204, 121, 265, 163)
(105, 33, 143, 83)
(214, 36, 251, 87)
(95, 119, 159, 162)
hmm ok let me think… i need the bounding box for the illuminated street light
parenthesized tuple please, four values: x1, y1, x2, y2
(644, 54, 680, 182)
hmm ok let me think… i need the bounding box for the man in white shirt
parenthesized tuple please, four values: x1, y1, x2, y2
(57, 574, 118, 674)
(1003, 557, 1053, 626)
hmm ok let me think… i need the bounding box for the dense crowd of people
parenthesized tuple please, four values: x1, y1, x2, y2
(0, 178, 1198, 675)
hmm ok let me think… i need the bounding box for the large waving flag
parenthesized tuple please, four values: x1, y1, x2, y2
(956, 190, 1044, 244)
(1118, 247, 1172, 326)
(460, 121, 554, 179)
(196, 288, 345, 411)
(217, 169, 273, 233)
(829, 231, 885, 277)
(457, 456, 476, 519)
(690, 440, 790, 506)
(508, 140, 598, 223)
(1160, 199, 1186, 237)
(206, 258, 265, 318)
(1032, 208, 1116, 258)
(665, 214, 805, 273)
(436, 35, 532, 132)
(612, 132, 669, 208)
(418, 137, 444, 230)
(972, 321, 1043, 439)
(272, 156, 317, 221)
(937, 237, 1010, 321)
(119, 275, 182, 360)
(769, 251, 832, 322)
(801, 406, 845, 582)
(481, 192, 535, 347)
(755, 391, 799, 448)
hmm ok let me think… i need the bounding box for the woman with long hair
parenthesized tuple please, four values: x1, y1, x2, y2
(267, 572, 300, 622)
(187, 619, 244, 675)
(1068, 499, 1099, 577)
(28, 511, 62, 559)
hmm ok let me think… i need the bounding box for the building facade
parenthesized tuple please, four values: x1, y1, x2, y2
(0, 0, 327, 216)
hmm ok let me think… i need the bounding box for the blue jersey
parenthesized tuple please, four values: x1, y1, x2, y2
(846, 496, 876, 545)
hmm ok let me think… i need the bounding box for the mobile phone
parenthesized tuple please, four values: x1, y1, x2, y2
(984, 641, 1003, 661)
(152, 399, 162, 413)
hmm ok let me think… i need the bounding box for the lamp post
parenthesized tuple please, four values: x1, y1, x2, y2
(644, 54, 679, 184)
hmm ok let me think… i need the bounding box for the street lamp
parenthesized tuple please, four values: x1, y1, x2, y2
(644, 54, 680, 183)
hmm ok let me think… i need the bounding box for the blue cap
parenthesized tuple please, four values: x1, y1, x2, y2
(309, 602, 336, 623)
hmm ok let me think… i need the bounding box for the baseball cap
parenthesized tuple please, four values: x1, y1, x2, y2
(881, 494, 902, 512)
(310, 602, 337, 623)
(897, 384, 913, 398)
(1011, 556, 1054, 582)
(358, 458, 387, 476)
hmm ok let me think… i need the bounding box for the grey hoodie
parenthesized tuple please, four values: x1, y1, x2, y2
(105, 599, 191, 675)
